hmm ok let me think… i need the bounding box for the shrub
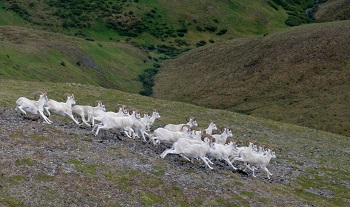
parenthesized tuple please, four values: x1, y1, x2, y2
(196, 40, 206, 47)
(216, 28, 227, 36)
(139, 67, 159, 96)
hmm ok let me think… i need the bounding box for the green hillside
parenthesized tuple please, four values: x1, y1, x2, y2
(0, 26, 152, 93)
(1, 0, 288, 43)
(153, 20, 350, 137)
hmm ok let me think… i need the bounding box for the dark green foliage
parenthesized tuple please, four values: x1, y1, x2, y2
(156, 44, 189, 57)
(106, 18, 145, 37)
(139, 67, 159, 96)
(8, 3, 30, 19)
(272, 0, 316, 26)
(195, 40, 206, 47)
(204, 25, 217, 32)
(267, 0, 279, 10)
(174, 39, 190, 47)
(217, 28, 228, 36)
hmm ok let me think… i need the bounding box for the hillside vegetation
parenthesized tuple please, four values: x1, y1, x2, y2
(153, 20, 350, 137)
(1, 0, 288, 43)
(0, 26, 152, 93)
(314, 0, 350, 22)
(0, 79, 349, 206)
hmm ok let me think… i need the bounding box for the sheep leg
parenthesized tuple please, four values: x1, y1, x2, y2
(93, 124, 106, 136)
(243, 162, 254, 172)
(65, 112, 80, 125)
(44, 107, 51, 117)
(91, 124, 99, 134)
(16, 106, 27, 115)
(204, 157, 214, 165)
(142, 131, 150, 142)
(261, 166, 273, 179)
(179, 154, 192, 162)
(223, 157, 237, 170)
(78, 112, 90, 126)
(200, 156, 213, 169)
(160, 149, 176, 158)
(251, 165, 257, 177)
(39, 111, 53, 124)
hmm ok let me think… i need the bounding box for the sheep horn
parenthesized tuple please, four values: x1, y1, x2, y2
(34, 91, 44, 99)
(63, 93, 71, 100)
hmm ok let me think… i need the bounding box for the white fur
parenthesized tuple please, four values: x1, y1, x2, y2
(44, 94, 79, 125)
(15, 92, 53, 124)
(164, 117, 197, 132)
(160, 137, 216, 169)
(72, 102, 106, 127)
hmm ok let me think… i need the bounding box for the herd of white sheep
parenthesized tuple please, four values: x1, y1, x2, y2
(14, 91, 276, 179)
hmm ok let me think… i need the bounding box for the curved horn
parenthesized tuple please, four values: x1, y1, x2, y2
(95, 100, 104, 105)
(34, 91, 44, 99)
(181, 124, 191, 131)
(226, 137, 236, 145)
(63, 93, 72, 100)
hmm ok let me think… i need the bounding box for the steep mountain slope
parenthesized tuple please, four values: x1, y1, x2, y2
(153, 20, 350, 137)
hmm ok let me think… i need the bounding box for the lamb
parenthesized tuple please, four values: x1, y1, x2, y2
(15, 91, 53, 124)
(234, 144, 276, 179)
(92, 110, 141, 138)
(44, 93, 79, 125)
(160, 134, 216, 169)
(206, 138, 238, 170)
(150, 125, 192, 145)
(147, 111, 161, 130)
(191, 122, 217, 141)
(211, 127, 233, 144)
(91, 104, 129, 126)
(205, 122, 217, 135)
(132, 111, 152, 142)
(164, 116, 197, 132)
(72, 101, 106, 127)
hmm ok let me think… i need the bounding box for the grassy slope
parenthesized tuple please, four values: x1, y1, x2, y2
(153, 20, 350, 137)
(0, 26, 151, 93)
(1, 0, 288, 43)
(315, 0, 350, 22)
(0, 79, 349, 206)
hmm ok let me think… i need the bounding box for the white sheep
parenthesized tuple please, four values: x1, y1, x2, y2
(191, 122, 217, 141)
(150, 125, 192, 145)
(164, 116, 197, 132)
(72, 101, 106, 127)
(132, 111, 152, 142)
(15, 91, 53, 124)
(147, 111, 161, 130)
(212, 128, 233, 145)
(205, 122, 217, 135)
(160, 135, 216, 169)
(44, 93, 79, 125)
(92, 110, 141, 138)
(234, 144, 276, 179)
(206, 137, 238, 170)
(91, 104, 129, 126)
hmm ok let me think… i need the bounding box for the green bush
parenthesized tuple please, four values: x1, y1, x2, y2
(216, 28, 227, 35)
(196, 40, 206, 47)
(139, 68, 159, 96)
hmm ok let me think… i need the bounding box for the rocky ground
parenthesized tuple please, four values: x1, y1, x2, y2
(0, 108, 348, 206)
